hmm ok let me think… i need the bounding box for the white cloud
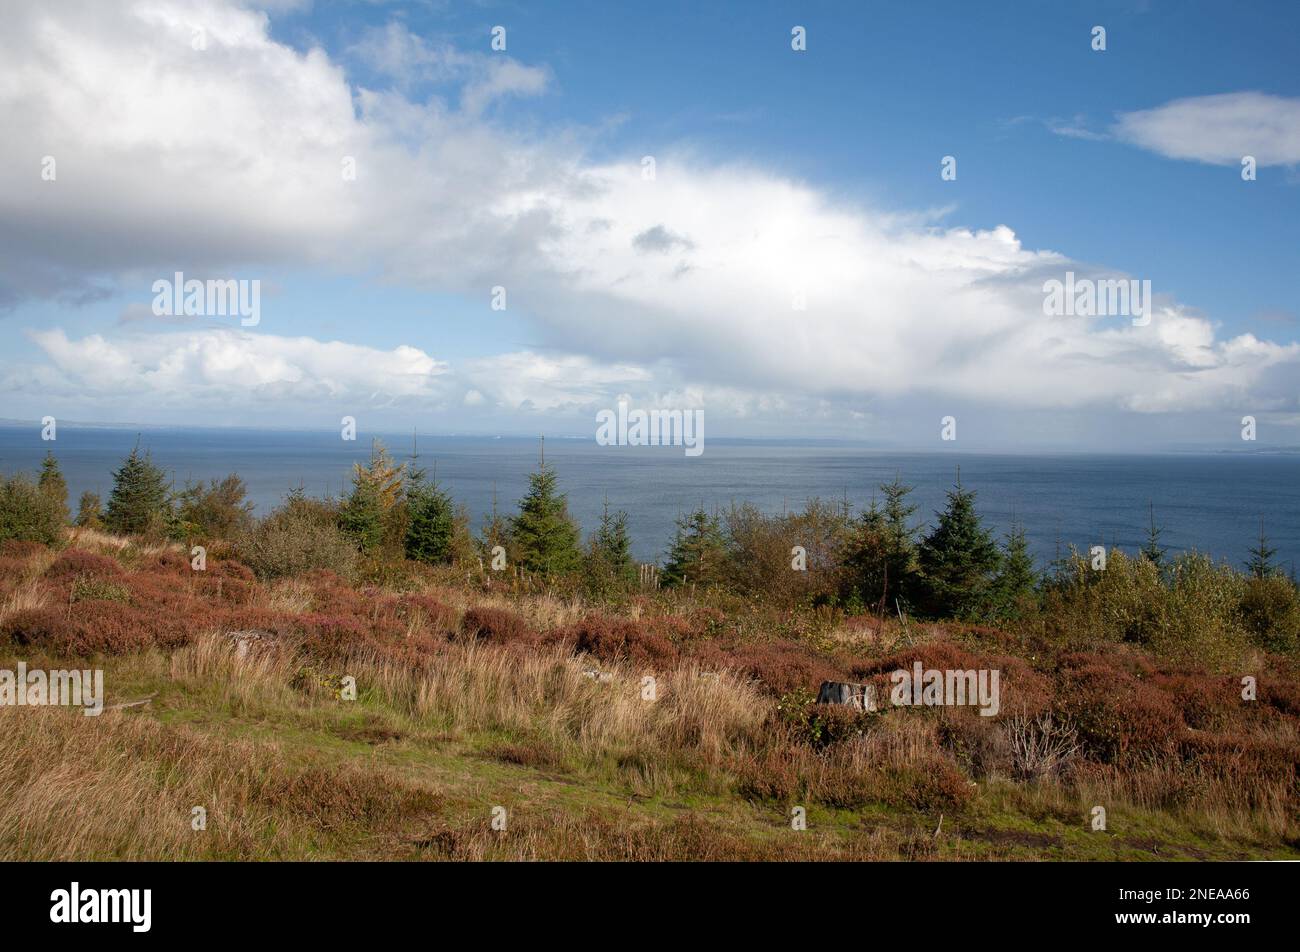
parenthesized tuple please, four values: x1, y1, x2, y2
(26, 327, 449, 404)
(1114, 92, 1300, 166)
(0, 1, 1297, 439)
(347, 21, 550, 115)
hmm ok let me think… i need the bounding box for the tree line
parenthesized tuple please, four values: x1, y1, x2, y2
(1, 443, 1293, 635)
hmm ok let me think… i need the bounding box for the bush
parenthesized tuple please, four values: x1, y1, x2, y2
(237, 492, 357, 582)
(43, 549, 125, 583)
(70, 575, 131, 603)
(697, 638, 842, 697)
(459, 606, 537, 645)
(1, 608, 79, 651)
(779, 687, 874, 748)
(561, 615, 678, 669)
(1040, 549, 1251, 667)
(0, 474, 66, 546)
(0, 601, 187, 654)
(174, 474, 254, 540)
(723, 499, 848, 607)
(1238, 575, 1300, 654)
(74, 491, 105, 530)
(1053, 660, 1184, 764)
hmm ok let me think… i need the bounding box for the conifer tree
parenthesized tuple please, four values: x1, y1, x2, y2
(1246, 517, 1278, 579)
(339, 441, 404, 553)
(38, 451, 69, 525)
(587, 496, 635, 587)
(510, 464, 582, 574)
(405, 473, 455, 564)
(339, 475, 385, 552)
(917, 481, 1001, 619)
(662, 507, 728, 587)
(992, 523, 1038, 617)
(105, 442, 170, 535)
(842, 476, 920, 611)
(476, 483, 512, 566)
(1140, 501, 1166, 569)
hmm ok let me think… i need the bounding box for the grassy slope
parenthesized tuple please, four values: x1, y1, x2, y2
(1, 531, 1296, 861)
(2, 641, 1292, 862)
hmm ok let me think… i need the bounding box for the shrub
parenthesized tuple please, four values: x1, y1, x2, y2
(840, 478, 917, 612)
(583, 500, 636, 597)
(0, 601, 184, 654)
(561, 615, 678, 669)
(1, 608, 79, 651)
(723, 499, 849, 608)
(662, 508, 728, 588)
(174, 474, 254, 540)
(0, 474, 65, 547)
(779, 687, 874, 748)
(1238, 575, 1300, 655)
(74, 491, 105, 530)
(1150, 553, 1248, 668)
(237, 491, 357, 582)
(37, 452, 69, 526)
(459, 606, 537, 645)
(43, 549, 124, 584)
(916, 484, 1001, 620)
(0, 540, 48, 561)
(700, 638, 842, 696)
(1053, 660, 1184, 764)
(70, 575, 131, 604)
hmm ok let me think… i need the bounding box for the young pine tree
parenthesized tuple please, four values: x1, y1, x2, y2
(477, 484, 512, 568)
(338, 476, 385, 552)
(38, 451, 69, 525)
(405, 474, 455, 564)
(992, 523, 1038, 618)
(662, 507, 728, 587)
(842, 476, 920, 613)
(1245, 517, 1278, 579)
(339, 441, 405, 554)
(1140, 501, 1167, 570)
(917, 482, 1001, 619)
(586, 496, 635, 589)
(105, 443, 171, 535)
(510, 464, 582, 575)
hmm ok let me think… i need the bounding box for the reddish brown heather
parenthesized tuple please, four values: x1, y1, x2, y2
(42, 549, 124, 584)
(558, 614, 678, 669)
(458, 606, 538, 646)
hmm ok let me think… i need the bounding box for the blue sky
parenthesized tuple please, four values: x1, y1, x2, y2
(1, 0, 1298, 449)
(270, 0, 1300, 330)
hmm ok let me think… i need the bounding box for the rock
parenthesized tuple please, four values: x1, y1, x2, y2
(227, 629, 273, 660)
(817, 680, 875, 711)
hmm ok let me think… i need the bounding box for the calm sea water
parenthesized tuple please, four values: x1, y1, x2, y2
(2, 424, 1297, 573)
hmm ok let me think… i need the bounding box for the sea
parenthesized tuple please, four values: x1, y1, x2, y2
(1, 423, 1297, 573)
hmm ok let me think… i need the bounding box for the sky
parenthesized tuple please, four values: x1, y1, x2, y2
(1, 0, 1299, 450)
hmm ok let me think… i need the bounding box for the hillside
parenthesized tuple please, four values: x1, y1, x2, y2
(1, 528, 1296, 861)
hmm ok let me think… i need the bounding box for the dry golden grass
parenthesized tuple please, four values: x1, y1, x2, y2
(179, 632, 769, 760)
(247, 577, 314, 615)
(0, 577, 49, 628)
(0, 706, 441, 860)
(65, 526, 130, 554)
